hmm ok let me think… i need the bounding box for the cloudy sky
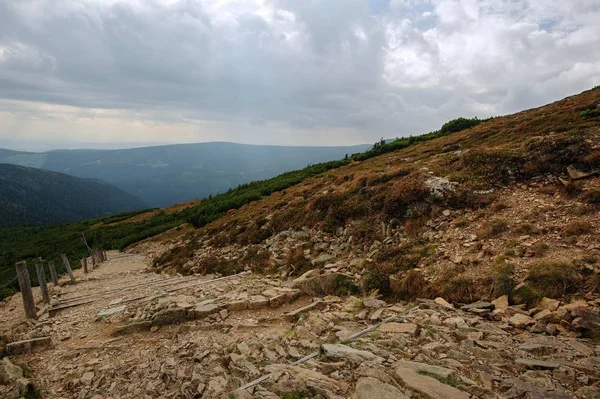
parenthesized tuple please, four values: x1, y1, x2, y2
(1, 0, 599, 151)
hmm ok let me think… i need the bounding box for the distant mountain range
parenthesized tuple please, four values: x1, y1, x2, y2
(0, 142, 371, 207)
(0, 163, 147, 226)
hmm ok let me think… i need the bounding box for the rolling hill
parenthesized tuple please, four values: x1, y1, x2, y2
(0, 142, 371, 207)
(0, 164, 147, 226)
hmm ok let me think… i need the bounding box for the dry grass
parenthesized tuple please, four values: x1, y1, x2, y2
(563, 220, 594, 236)
(526, 261, 582, 298)
(478, 218, 509, 239)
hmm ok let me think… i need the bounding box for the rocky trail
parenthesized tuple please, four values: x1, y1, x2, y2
(1, 249, 600, 399)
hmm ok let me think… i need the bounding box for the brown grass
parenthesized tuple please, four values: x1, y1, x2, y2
(563, 220, 594, 236)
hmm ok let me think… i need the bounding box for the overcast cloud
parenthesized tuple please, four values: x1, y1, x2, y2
(1, 0, 599, 150)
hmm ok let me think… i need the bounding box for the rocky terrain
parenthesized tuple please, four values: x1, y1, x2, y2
(1, 88, 600, 398)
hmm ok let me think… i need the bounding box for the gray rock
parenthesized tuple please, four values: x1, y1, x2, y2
(355, 377, 408, 399)
(395, 366, 470, 399)
(515, 358, 560, 370)
(321, 344, 384, 364)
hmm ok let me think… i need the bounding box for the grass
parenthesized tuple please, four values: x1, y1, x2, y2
(478, 218, 509, 238)
(526, 261, 582, 298)
(563, 221, 594, 236)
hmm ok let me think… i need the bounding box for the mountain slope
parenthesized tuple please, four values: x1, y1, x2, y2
(0, 164, 147, 226)
(142, 87, 600, 304)
(0, 142, 371, 207)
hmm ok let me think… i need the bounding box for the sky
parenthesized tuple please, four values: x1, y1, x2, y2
(1, 0, 599, 151)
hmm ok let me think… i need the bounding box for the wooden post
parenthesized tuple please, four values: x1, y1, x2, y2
(81, 257, 88, 274)
(91, 251, 97, 267)
(61, 254, 76, 282)
(35, 261, 50, 304)
(48, 261, 59, 286)
(15, 261, 37, 319)
(103, 250, 108, 261)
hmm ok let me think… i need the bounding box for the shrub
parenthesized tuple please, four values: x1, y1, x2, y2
(391, 269, 427, 300)
(579, 109, 596, 118)
(526, 261, 582, 298)
(285, 247, 313, 276)
(362, 262, 399, 296)
(514, 284, 542, 308)
(492, 259, 515, 302)
(439, 117, 481, 134)
(479, 218, 509, 238)
(563, 221, 594, 236)
(582, 189, 600, 205)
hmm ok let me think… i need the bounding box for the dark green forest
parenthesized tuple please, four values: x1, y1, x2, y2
(0, 164, 147, 226)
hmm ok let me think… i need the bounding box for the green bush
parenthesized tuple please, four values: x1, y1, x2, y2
(526, 261, 582, 298)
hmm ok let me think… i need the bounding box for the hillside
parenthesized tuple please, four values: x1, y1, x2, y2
(140, 87, 600, 305)
(0, 142, 371, 207)
(1, 88, 600, 399)
(0, 164, 147, 226)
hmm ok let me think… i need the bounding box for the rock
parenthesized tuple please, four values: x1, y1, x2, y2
(461, 301, 493, 312)
(5, 337, 52, 356)
(395, 366, 470, 399)
(112, 321, 152, 336)
(515, 358, 560, 370)
(96, 305, 126, 319)
(363, 297, 387, 309)
(219, 309, 229, 320)
(192, 303, 220, 318)
(443, 317, 468, 329)
(369, 308, 384, 321)
(575, 386, 600, 399)
(434, 297, 454, 309)
(379, 322, 419, 337)
(284, 301, 325, 321)
(533, 309, 552, 320)
(264, 364, 348, 394)
(0, 358, 36, 398)
(152, 308, 189, 326)
(394, 359, 456, 380)
(248, 295, 270, 309)
(269, 293, 289, 308)
(558, 300, 588, 313)
(492, 295, 509, 309)
(509, 314, 536, 328)
(519, 340, 558, 356)
(504, 379, 571, 399)
(81, 371, 94, 386)
(355, 377, 409, 399)
(321, 344, 384, 364)
(537, 297, 560, 311)
(571, 306, 600, 334)
(228, 300, 249, 311)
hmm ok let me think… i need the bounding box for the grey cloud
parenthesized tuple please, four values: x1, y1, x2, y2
(0, 0, 599, 149)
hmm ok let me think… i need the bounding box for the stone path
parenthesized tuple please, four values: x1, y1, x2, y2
(1, 251, 600, 399)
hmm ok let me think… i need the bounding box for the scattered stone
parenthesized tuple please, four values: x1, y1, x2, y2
(363, 297, 387, 309)
(509, 314, 536, 328)
(321, 344, 384, 364)
(492, 295, 509, 310)
(379, 322, 419, 337)
(355, 377, 409, 399)
(96, 305, 126, 320)
(5, 337, 52, 356)
(394, 359, 456, 380)
(515, 358, 560, 370)
(193, 303, 220, 318)
(434, 297, 454, 309)
(81, 371, 94, 386)
(112, 321, 153, 336)
(395, 366, 470, 399)
(284, 301, 325, 321)
(152, 308, 189, 326)
(537, 297, 560, 312)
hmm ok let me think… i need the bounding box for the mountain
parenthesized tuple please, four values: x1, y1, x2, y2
(0, 164, 147, 226)
(0, 142, 371, 207)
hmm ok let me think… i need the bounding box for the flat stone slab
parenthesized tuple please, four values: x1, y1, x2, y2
(96, 305, 126, 319)
(516, 358, 560, 370)
(193, 303, 220, 318)
(396, 366, 470, 399)
(284, 301, 325, 321)
(380, 322, 419, 337)
(112, 321, 153, 336)
(227, 300, 248, 311)
(355, 377, 409, 399)
(5, 337, 52, 356)
(152, 308, 189, 326)
(248, 295, 269, 309)
(394, 360, 456, 380)
(321, 343, 384, 364)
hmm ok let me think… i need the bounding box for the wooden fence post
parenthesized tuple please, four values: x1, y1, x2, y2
(61, 254, 76, 282)
(103, 250, 108, 261)
(15, 261, 37, 319)
(91, 251, 97, 267)
(48, 261, 59, 286)
(81, 257, 88, 274)
(35, 261, 50, 304)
